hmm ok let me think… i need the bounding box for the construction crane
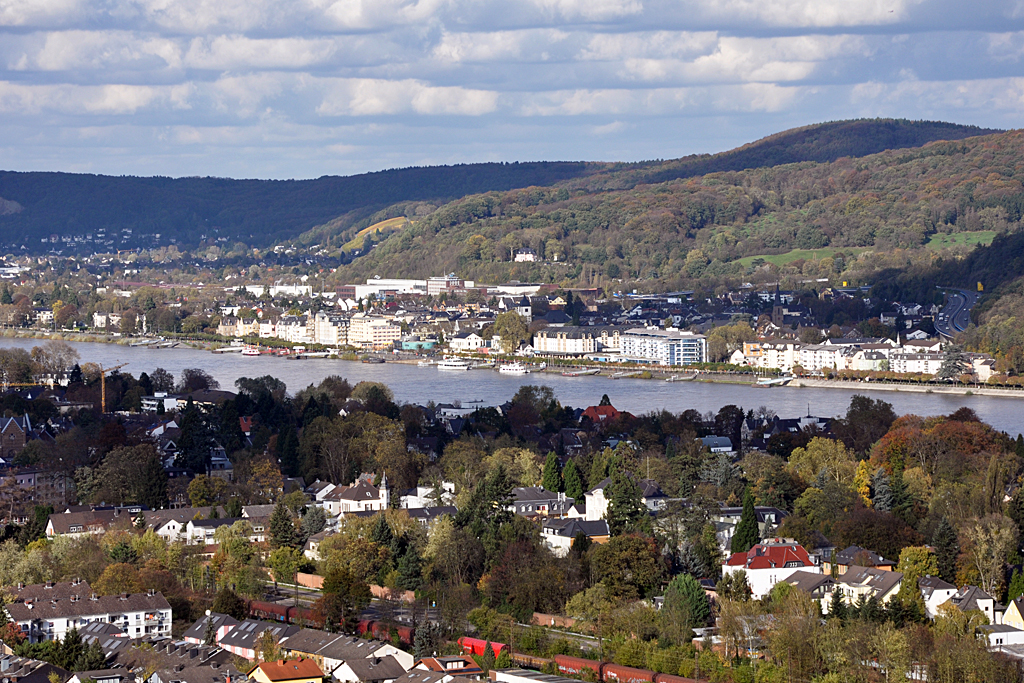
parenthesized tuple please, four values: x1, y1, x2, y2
(98, 362, 128, 413)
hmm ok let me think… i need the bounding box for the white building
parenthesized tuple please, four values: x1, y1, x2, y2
(313, 311, 350, 347)
(620, 328, 707, 365)
(889, 351, 944, 375)
(349, 314, 402, 349)
(6, 584, 172, 643)
(722, 539, 819, 600)
(320, 478, 389, 516)
(449, 331, 487, 353)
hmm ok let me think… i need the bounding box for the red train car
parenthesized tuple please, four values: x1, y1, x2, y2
(458, 637, 506, 657)
(602, 664, 655, 683)
(249, 600, 290, 622)
(553, 655, 604, 678)
(652, 675, 702, 683)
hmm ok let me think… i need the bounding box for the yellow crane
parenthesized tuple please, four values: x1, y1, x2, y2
(98, 362, 129, 413)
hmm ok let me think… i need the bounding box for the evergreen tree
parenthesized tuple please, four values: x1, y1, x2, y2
(396, 549, 423, 591)
(604, 469, 650, 536)
(731, 490, 759, 554)
(1008, 569, 1024, 602)
(890, 467, 913, 524)
(72, 640, 107, 672)
(664, 573, 711, 629)
(217, 400, 245, 454)
(0, 285, 11, 305)
(278, 424, 299, 477)
(563, 459, 584, 501)
(413, 622, 443, 659)
(542, 452, 563, 492)
(177, 397, 212, 474)
(225, 497, 243, 518)
(269, 502, 298, 549)
(872, 468, 893, 512)
(495, 649, 512, 669)
(1017, 434, 1024, 459)
(69, 363, 83, 385)
(599, 393, 611, 406)
(370, 514, 394, 547)
(932, 516, 960, 585)
(828, 586, 846, 620)
(203, 614, 217, 645)
(56, 628, 85, 670)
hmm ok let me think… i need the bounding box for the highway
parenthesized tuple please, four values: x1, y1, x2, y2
(936, 288, 980, 338)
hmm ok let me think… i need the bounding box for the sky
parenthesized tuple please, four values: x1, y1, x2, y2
(1, 0, 1024, 179)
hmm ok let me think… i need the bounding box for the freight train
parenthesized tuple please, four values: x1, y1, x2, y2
(510, 652, 705, 683)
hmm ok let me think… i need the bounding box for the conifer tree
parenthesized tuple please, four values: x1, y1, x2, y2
(605, 469, 649, 536)
(932, 516, 960, 584)
(828, 585, 846, 620)
(269, 501, 298, 549)
(731, 490, 759, 554)
(1008, 569, 1024, 603)
(563, 459, 584, 501)
(542, 452, 563, 492)
(872, 469, 893, 512)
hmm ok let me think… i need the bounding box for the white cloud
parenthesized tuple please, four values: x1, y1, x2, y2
(318, 78, 498, 115)
(184, 35, 339, 70)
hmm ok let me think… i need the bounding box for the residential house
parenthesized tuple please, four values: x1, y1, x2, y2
(782, 571, 836, 605)
(413, 657, 483, 679)
(219, 621, 301, 660)
(832, 566, 903, 611)
(822, 546, 895, 576)
(404, 507, 458, 528)
(185, 518, 244, 545)
(399, 483, 454, 509)
(182, 612, 239, 645)
(540, 519, 610, 556)
(584, 476, 666, 522)
(510, 487, 574, 518)
(316, 637, 414, 678)
(0, 655, 69, 683)
(5, 587, 171, 643)
(395, 671, 478, 683)
(448, 331, 487, 353)
(919, 576, 958, 619)
(333, 657, 407, 683)
(250, 660, 325, 683)
(945, 586, 1005, 625)
(722, 538, 819, 600)
(699, 436, 734, 456)
(305, 481, 338, 503)
(320, 479, 388, 517)
(979, 624, 1024, 649)
(45, 510, 120, 538)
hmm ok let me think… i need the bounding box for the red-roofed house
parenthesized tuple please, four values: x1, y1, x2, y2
(582, 405, 622, 423)
(722, 538, 819, 599)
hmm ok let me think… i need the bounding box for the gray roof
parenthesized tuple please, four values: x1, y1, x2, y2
(405, 507, 458, 522)
(949, 585, 1002, 613)
(280, 628, 345, 655)
(6, 591, 170, 622)
(218, 620, 300, 650)
(834, 545, 894, 567)
(700, 436, 734, 450)
(783, 571, 834, 594)
(182, 612, 239, 641)
(317, 636, 389, 661)
(542, 518, 609, 539)
(242, 505, 277, 519)
(188, 517, 242, 529)
(836, 566, 903, 597)
(918, 575, 956, 599)
(512, 487, 564, 504)
(47, 510, 120, 535)
(343, 656, 407, 683)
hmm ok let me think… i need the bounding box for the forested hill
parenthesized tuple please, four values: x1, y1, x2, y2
(0, 162, 601, 249)
(330, 127, 1024, 290)
(0, 119, 998, 250)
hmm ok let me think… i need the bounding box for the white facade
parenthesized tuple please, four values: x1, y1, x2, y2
(7, 592, 171, 643)
(620, 328, 707, 365)
(449, 333, 486, 353)
(349, 314, 401, 349)
(889, 351, 944, 375)
(533, 330, 598, 355)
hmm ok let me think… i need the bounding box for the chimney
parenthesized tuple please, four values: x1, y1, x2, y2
(1, 657, 9, 672)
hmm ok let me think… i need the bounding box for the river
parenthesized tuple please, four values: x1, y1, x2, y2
(3, 338, 1022, 435)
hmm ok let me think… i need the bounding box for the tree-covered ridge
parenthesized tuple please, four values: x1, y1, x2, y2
(0, 119, 995, 251)
(330, 129, 1024, 287)
(0, 162, 601, 247)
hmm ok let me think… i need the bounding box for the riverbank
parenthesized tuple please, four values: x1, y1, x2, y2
(791, 378, 1024, 398)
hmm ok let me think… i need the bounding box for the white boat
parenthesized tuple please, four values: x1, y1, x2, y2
(437, 357, 472, 371)
(499, 362, 531, 375)
(241, 345, 261, 357)
(417, 359, 434, 367)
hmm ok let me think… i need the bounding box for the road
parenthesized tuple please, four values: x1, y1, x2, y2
(935, 288, 980, 338)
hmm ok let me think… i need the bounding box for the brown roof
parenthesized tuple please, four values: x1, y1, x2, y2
(254, 659, 325, 681)
(13, 580, 91, 601)
(6, 591, 171, 622)
(47, 510, 120, 535)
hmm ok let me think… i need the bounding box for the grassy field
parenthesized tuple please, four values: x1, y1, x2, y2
(924, 230, 996, 251)
(735, 247, 871, 268)
(342, 217, 411, 251)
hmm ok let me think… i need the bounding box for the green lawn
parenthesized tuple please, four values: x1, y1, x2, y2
(735, 247, 871, 268)
(924, 230, 996, 251)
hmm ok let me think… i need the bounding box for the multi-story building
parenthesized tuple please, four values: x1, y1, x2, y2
(313, 311, 350, 347)
(620, 328, 707, 365)
(320, 479, 389, 517)
(5, 583, 172, 642)
(889, 351, 945, 375)
(533, 328, 600, 356)
(348, 314, 401, 350)
(722, 538, 819, 600)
